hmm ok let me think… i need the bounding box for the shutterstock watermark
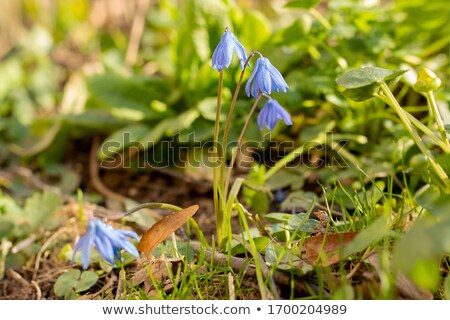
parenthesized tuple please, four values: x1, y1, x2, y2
(99, 132, 349, 170)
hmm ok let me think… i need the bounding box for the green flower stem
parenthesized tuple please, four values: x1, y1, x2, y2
(425, 91, 449, 147)
(220, 53, 255, 187)
(213, 71, 224, 241)
(375, 93, 450, 153)
(224, 94, 263, 198)
(380, 82, 450, 190)
(95, 202, 184, 220)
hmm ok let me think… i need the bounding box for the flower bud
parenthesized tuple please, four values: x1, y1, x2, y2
(413, 68, 441, 92)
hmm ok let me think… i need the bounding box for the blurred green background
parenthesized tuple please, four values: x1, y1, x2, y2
(0, 0, 448, 168)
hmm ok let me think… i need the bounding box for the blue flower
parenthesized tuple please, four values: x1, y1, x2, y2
(212, 28, 248, 71)
(73, 218, 139, 269)
(257, 99, 293, 131)
(245, 57, 289, 98)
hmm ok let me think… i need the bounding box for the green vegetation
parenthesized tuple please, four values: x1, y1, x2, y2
(0, 0, 449, 300)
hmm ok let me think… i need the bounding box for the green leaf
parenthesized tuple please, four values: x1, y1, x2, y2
(98, 124, 150, 160)
(136, 109, 199, 153)
(393, 215, 450, 290)
(54, 269, 80, 298)
(336, 67, 408, 101)
(265, 213, 291, 223)
(74, 271, 99, 293)
(24, 192, 62, 230)
(265, 170, 305, 191)
(241, 11, 271, 49)
(288, 213, 320, 232)
(285, 0, 320, 9)
(343, 215, 390, 256)
(63, 110, 128, 132)
(415, 185, 441, 212)
(87, 74, 171, 121)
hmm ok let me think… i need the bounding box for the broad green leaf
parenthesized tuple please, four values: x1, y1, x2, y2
(415, 185, 441, 212)
(98, 124, 150, 160)
(336, 67, 408, 101)
(87, 74, 171, 121)
(265, 170, 305, 191)
(393, 215, 450, 290)
(288, 213, 320, 232)
(285, 0, 320, 9)
(54, 269, 80, 298)
(24, 192, 61, 230)
(343, 215, 390, 256)
(230, 237, 270, 255)
(265, 213, 291, 223)
(136, 110, 199, 153)
(74, 271, 99, 293)
(266, 242, 312, 274)
(241, 11, 271, 49)
(410, 259, 440, 290)
(63, 110, 128, 131)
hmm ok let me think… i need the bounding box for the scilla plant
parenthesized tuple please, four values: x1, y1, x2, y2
(211, 27, 292, 248)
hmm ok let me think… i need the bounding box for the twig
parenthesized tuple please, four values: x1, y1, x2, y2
(11, 234, 37, 254)
(31, 280, 42, 300)
(228, 272, 236, 300)
(33, 227, 70, 280)
(115, 270, 126, 300)
(89, 136, 126, 204)
(6, 268, 29, 286)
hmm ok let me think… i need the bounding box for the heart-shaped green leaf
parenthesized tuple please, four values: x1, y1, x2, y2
(336, 67, 408, 101)
(54, 269, 80, 298)
(75, 271, 99, 293)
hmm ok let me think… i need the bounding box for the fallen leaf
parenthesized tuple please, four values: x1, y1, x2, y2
(304, 232, 357, 266)
(137, 204, 199, 255)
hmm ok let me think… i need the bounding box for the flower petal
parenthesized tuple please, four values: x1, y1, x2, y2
(258, 99, 292, 131)
(212, 30, 247, 72)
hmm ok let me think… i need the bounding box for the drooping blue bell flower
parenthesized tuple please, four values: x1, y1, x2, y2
(212, 27, 248, 71)
(257, 99, 293, 131)
(245, 57, 289, 98)
(73, 218, 139, 269)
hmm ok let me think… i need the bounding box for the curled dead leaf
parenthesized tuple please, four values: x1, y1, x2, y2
(304, 232, 357, 266)
(137, 204, 199, 256)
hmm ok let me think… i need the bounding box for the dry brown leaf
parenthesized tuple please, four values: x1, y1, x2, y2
(137, 204, 199, 255)
(304, 232, 357, 266)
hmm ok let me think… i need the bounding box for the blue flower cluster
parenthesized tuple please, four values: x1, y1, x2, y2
(73, 218, 139, 269)
(212, 28, 292, 131)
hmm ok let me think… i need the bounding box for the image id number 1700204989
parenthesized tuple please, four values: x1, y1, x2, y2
(268, 304, 347, 315)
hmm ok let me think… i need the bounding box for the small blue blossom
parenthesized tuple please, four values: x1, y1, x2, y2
(73, 218, 139, 269)
(245, 57, 289, 98)
(257, 99, 293, 131)
(212, 28, 248, 71)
